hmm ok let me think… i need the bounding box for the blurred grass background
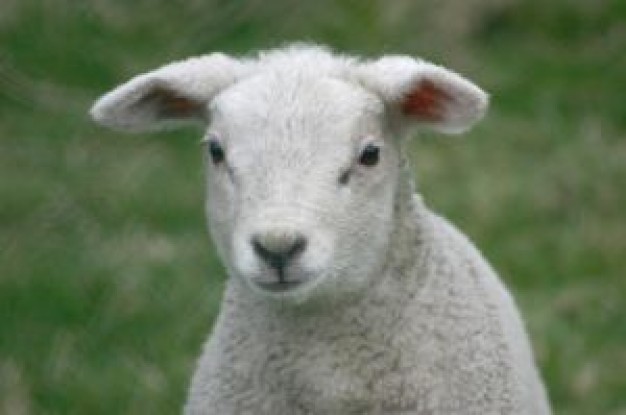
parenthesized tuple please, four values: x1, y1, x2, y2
(1, 0, 625, 413)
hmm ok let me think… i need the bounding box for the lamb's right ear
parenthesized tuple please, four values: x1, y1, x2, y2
(90, 53, 247, 133)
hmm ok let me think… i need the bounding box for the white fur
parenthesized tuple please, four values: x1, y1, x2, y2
(91, 44, 550, 414)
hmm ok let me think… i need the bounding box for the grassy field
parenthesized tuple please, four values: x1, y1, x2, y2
(1, 1, 625, 413)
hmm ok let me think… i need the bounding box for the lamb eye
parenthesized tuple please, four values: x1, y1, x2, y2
(208, 140, 225, 164)
(358, 144, 380, 166)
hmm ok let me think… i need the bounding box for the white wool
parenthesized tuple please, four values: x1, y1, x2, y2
(91, 44, 551, 415)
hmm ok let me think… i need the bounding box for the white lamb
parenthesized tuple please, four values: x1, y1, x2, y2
(91, 45, 551, 415)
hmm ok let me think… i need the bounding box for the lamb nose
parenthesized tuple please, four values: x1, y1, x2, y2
(251, 232, 307, 271)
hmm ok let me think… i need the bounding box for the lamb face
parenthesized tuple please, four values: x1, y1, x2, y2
(90, 44, 488, 303)
(205, 74, 400, 301)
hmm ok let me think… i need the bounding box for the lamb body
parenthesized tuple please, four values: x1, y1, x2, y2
(91, 45, 551, 415)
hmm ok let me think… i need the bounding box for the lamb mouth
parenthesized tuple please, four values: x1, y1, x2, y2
(254, 279, 305, 292)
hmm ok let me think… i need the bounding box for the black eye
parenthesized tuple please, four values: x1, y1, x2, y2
(358, 144, 380, 166)
(208, 140, 225, 164)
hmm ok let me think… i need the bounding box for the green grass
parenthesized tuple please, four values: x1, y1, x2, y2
(1, 1, 624, 413)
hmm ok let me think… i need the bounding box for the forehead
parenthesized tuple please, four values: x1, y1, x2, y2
(209, 73, 384, 144)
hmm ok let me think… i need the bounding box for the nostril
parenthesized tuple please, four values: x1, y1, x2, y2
(252, 238, 275, 264)
(251, 233, 307, 271)
(289, 236, 307, 257)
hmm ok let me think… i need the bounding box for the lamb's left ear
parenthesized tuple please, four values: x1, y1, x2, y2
(357, 56, 488, 134)
(90, 53, 247, 133)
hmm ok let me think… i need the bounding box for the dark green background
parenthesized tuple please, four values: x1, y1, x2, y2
(1, 1, 625, 413)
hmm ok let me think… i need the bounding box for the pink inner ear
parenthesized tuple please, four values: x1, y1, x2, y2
(138, 86, 204, 119)
(401, 80, 452, 122)
(165, 95, 202, 117)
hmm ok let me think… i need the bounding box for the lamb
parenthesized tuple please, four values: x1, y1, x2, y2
(91, 44, 551, 415)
